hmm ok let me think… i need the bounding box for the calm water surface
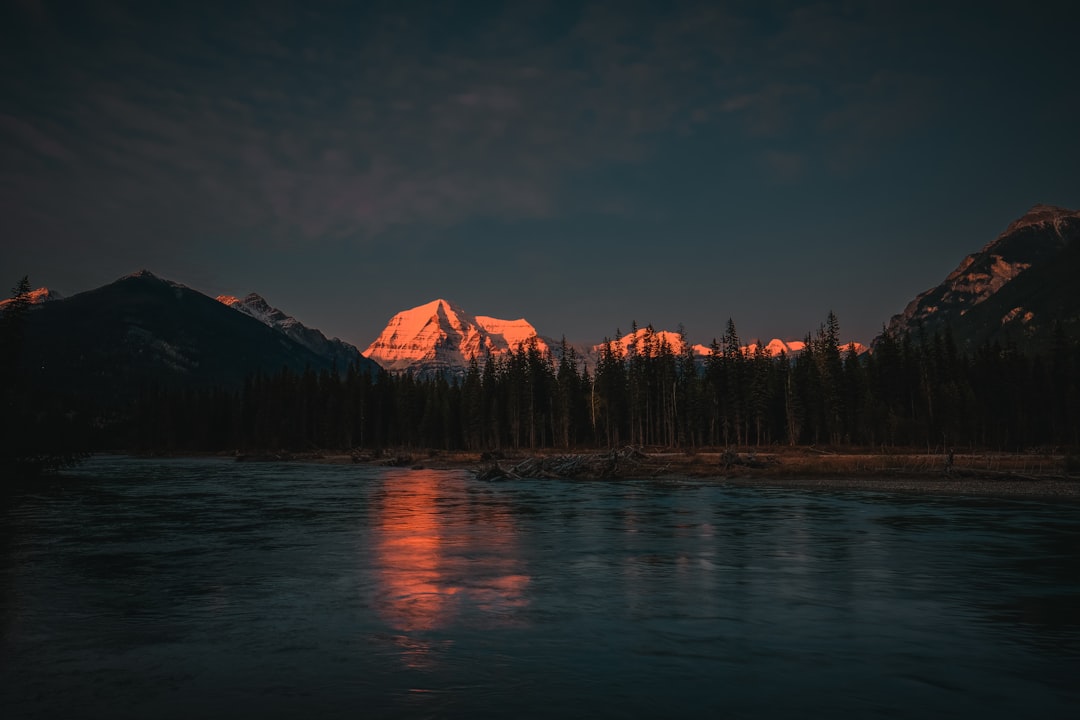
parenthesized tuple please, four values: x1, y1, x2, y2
(2, 456, 1078, 718)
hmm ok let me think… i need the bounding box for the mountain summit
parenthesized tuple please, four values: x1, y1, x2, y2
(363, 299, 550, 375)
(885, 203, 1080, 351)
(1001, 203, 1077, 236)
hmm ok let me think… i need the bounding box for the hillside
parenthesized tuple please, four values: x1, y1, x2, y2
(885, 204, 1080, 351)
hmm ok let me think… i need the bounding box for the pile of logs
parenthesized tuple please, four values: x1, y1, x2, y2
(476, 446, 648, 481)
(375, 454, 415, 467)
(475, 447, 782, 481)
(719, 449, 777, 470)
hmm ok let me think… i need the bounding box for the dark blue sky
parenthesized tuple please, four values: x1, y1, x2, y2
(2, 0, 1077, 347)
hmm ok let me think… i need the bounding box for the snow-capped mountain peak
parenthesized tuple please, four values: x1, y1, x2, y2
(742, 338, 808, 357)
(363, 299, 550, 375)
(383, 298, 470, 343)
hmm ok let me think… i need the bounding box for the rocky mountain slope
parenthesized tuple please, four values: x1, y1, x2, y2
(16, 271, 352, 403)
(217, 292, 371, 373)
(884, 203, 1080, 351)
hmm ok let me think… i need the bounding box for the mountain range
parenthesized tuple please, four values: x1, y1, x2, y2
(599, 329, 864, 362)
(6, 203, 1076, 388)
(361, 301, 868, 377)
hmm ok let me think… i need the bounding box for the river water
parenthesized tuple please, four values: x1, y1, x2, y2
(1, 457, 1078, 718)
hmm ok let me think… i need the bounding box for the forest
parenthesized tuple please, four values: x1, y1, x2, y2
(114, 313, 1079, 455)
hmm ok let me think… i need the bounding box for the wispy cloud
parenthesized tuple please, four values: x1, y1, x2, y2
(0, 0, 949, 251)
(0, 2, 716, 243)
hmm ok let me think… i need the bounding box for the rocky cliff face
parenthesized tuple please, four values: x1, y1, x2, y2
(884, 204, 1080, 351)
(217, 292, 369, 373)
(362, 299, 551, 376)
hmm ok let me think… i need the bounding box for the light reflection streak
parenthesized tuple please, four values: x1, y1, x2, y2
(371, 470, 530, 655)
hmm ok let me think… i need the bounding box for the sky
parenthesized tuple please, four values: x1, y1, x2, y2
(2, 0, 1077, 349)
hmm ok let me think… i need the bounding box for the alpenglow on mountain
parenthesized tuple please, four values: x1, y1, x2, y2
(884, 203, 1080, 351)
(363, 299, 552, 376)
(217, 292, 367, 372)
(0, 286, 63, 311)
(592, 328, 864, 365)
(364, 300, 870, 376)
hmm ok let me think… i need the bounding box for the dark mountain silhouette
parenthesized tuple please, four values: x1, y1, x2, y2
(884, 204, 1080, 352)
(17, 270, 376, 405)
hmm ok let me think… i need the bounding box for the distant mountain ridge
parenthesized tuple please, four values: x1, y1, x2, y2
(884, 203, 1080, 351)
(217, 292, 366, 372)
(594, 329, 864, 365)
(21, 202, 1069, 400)
(363, 300, 869, 377)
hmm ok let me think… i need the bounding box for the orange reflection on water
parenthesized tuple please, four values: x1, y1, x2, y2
(372, 469, 529, 636)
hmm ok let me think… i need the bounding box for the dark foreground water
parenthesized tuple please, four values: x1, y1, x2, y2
(2, 458, 1079, 719)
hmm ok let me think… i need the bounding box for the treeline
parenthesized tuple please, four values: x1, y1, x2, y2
(114, 313, 1080, 454)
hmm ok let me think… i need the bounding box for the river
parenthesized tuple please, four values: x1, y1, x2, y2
(2, 456, 1078, 718)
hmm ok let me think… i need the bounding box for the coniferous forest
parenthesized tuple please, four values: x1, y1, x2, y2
(1, 278, 91, 474)
(112, 313, 1079, 456)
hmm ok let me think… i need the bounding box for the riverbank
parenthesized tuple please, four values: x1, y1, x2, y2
(123, 447, 1080, 498)
(298, 446, 1080, 499)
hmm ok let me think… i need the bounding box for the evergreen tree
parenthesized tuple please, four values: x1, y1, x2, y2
(2, 276, 90, 475)
(721, 318, 744, 445)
